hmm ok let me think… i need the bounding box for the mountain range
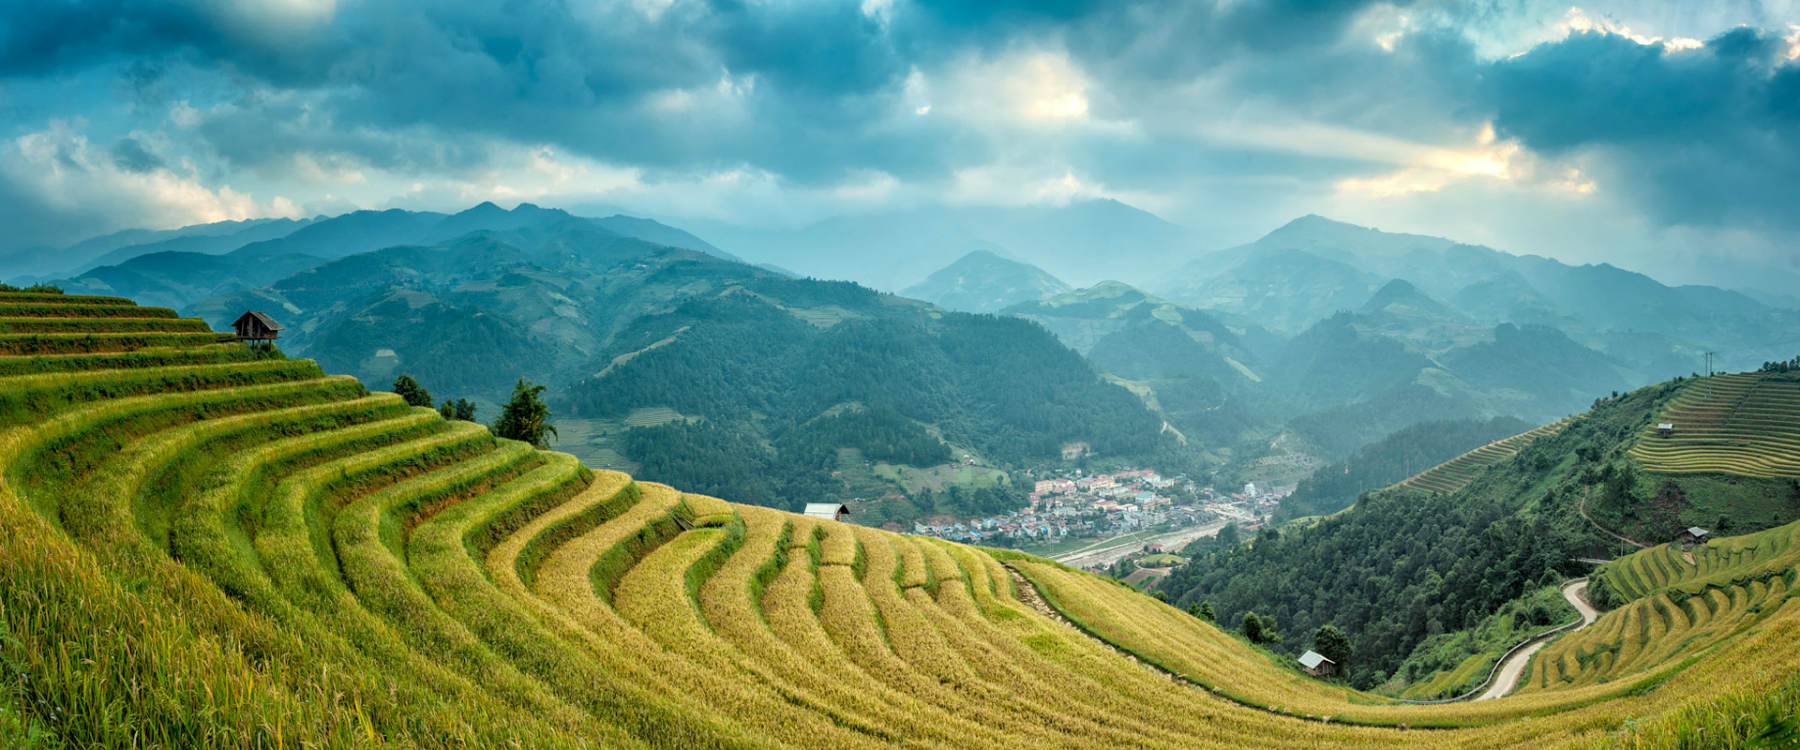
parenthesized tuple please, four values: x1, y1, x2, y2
(21, 200, 1800, 512)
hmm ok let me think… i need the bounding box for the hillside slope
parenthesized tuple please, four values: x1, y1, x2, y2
(1164, 370, 1800, 694)
(2, 290, 1797, 747)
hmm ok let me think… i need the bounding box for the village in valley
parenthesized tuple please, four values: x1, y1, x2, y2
(912, 464, 1288, 574)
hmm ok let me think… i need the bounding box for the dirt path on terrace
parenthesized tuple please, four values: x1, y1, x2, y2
(1578, 486, 1651, 550)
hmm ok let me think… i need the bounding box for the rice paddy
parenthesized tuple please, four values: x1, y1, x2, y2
(1629, 372, 1800, 477)
(1523, 522, 1800, 694)
(1, 290, 1796, 748)
(1396, 419, 1569, 495)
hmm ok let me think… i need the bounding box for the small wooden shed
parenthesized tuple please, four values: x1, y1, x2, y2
(232, 311, 282, 343)
(1298, 650, 1336, 678)
(1679, 526, 1709, 545)
(1656, 422, 1675, 437)
(803, 503, 851, 523)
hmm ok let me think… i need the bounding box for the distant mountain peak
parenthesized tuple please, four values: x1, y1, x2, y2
(1361, 278, 1458, 318)
(1085, 280, 1142, 297)
(1256, 214, 1454, 259)
(901, 249, 1070, 313)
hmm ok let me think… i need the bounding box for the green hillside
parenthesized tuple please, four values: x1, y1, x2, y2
(1162, 369, 1800, 697)
(3, 289, 1798, 747)
(1397, 419, 1571, 495)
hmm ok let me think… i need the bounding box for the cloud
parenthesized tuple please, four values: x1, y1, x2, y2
(1480, 26, 1800, 229)
(0, 122, 291, 247)
(1, 0, 1797, 280)
(109, 137, 165, 173)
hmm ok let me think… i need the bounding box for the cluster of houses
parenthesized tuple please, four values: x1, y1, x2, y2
(913, 468, 1280, 547)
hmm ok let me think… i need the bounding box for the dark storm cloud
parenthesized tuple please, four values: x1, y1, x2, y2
(1481, 27, 1800, 229)
(109, 137, 163, 173)
(3, 0, 1798, 252)
(2, 0, 1425, 183)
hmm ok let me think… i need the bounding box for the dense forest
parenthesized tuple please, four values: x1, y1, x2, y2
(1163, 387, 1677, 688)
(1278, 416, 1535, 519)
(576, 290, 1164, 518)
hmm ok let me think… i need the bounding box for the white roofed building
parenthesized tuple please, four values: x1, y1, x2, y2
(803, 503, 851, 522)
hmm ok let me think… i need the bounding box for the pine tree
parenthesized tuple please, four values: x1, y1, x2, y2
(1241, 611, 1264, 643)
(492, 379, 557, 448)
(392, 374, 432, 408)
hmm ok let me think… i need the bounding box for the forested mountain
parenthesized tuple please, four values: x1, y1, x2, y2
(98, 207, 1171, 526)
(1003, 283, 1270, 454)
(900, 250, 1070, 313)
(564, 280, 1162, 514)
(1163, 371, 1800, 693)
(1003, 274, 1632, 470)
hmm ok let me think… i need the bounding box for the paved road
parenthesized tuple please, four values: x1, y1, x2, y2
(1476, 580, 1598, 701)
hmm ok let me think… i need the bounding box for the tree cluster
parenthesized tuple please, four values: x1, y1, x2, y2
(1760, 356, 1800, 373)
(1240, 612, 1279, 645)
(394, 373, 478, 422)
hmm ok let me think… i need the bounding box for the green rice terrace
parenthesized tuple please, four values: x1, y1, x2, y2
(1396, 419, 1570, 495)
(1629, 372, 1800, 477)
(2, 290, 1799, 748)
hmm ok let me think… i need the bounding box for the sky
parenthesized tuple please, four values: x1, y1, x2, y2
(1, 0, 1797, 287)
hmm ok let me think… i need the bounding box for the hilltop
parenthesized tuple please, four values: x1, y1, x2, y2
(0, 290, 1796, 748)
(900, 251, 1070, 313)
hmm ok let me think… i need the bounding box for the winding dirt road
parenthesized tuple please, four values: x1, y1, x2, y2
(1475, 580, 1599, 701)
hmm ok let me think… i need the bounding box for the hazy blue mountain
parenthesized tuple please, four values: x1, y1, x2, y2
(0, 217, 306, 281)
(77, 217, 315, 272)
(1439, 323, 1634, 408)
(1002, 281, 1273, 451)
(591, 214, 735, 261)
(1163, 215, 1798, 375)
(61, 247, 327, 310)
(900, 250, 1070, 313)
(1162, 248, 1384, 334)
(687, 198, 1193, 291)
(54, 203, 733, 311)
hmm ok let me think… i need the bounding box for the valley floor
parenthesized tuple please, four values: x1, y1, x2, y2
(1051, 518, 1234, 570)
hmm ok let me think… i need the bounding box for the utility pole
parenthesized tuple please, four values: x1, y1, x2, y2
(1704, 352, 1715, 377)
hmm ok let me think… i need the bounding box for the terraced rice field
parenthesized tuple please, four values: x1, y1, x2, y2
(1630, 372, 1800, 477)
(3, 290, 1800, 748)
(1396, 419, 1569, 495)
(1522, 523, 1800, 693)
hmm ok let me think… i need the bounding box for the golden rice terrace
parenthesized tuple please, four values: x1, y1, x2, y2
(1, 290, 1798, 748)
(1629, 372, 1800, 477)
